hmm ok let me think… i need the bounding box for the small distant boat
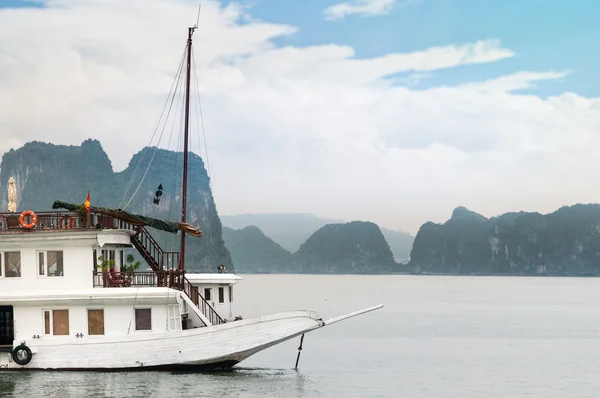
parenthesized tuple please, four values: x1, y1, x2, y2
(0, 25, 382, 371)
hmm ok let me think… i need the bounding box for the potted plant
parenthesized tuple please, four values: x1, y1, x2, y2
(97, 255, 115, 273)
(97, 255, 115, 287)
(121, 254, 141, 278)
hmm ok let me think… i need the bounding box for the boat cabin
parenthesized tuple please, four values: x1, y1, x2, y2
(186, 273, 243, 321)
(0, 207, 240, 357)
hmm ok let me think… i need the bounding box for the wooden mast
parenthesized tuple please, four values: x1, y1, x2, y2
(179, 26, 195, 271)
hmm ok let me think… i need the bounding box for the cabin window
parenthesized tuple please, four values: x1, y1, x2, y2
(88, 309, 105, 335)
(135, 308, 152, 331)
(218, 287, 224, 303)
(43, 309, 69, 336)
(37, 251, 64, 277)
(2, 252, 21, 278)
(229, 285, 233, 303)
(168, 305, 181, 331)
(93, 250, 97, 270)
(204, 288, 211, 301)
(100, 250, 116, 272)
(102, 250, 115, 263)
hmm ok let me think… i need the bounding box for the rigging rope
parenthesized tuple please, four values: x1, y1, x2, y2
(166, 80, 187, 253)
(117, 46, 188, 209)
(191, 46, 212, 181)
(165, 67, 186, 252)
(120, 47, 188, 211)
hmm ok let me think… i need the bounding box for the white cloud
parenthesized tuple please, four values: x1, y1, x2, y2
(324, 0, 397, 20)
(0, 0, 598, 234)
(460, 71, 570, 93)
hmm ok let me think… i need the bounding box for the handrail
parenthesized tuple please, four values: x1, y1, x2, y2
(183, 276, 225, 325)
(0, 210, 173, 272)
(132, 226, 164, 269)
(0, 210, 84, 230)
(92, 270, 224, 325)
(93, 270, 184, 289)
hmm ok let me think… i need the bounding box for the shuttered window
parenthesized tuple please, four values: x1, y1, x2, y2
(88, 309, 105, 335)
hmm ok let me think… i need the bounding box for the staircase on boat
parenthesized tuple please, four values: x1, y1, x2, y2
(114, 218, 225, 325)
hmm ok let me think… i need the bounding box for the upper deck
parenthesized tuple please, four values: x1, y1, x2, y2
(0, 209, 131, 234)
(0, 208, 160, 291)
(0, 208, 228, 324)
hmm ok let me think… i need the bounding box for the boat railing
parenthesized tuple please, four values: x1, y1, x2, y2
(0, 210, 84, 231)
(92, 270, 224, 325)
(0, 210, 124, 231)
(93, 270, 185, 289)
(183, 276, 225, 325)
(0, 210, 180, 271)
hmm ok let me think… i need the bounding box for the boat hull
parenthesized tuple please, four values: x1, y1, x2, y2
(0, 310, 324, 371)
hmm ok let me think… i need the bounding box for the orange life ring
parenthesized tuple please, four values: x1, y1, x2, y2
(61, 216, 76, 229)
(19, 210, 37, 229)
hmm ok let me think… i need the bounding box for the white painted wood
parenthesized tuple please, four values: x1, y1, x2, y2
(324, 304, 384, 326)
(187, 273, 241, 320)
(186, 273, 243, 284)
(179, 289, 212, 326)
(5, 310, 324, 369)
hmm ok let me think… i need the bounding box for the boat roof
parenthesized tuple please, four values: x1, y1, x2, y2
(0, 287, 181, 305)
(186, 273, 243, 284)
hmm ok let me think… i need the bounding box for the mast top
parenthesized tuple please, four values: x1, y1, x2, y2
(189, 3, 201, 35)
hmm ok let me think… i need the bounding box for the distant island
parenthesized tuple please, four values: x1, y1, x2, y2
(223, 220, 398, 274)
(408, 205, 600, 276)
(220, 213, 414, 263)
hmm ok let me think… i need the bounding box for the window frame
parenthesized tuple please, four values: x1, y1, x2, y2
(218, 287, 225, 304)
(87, 308, 105, 336)
(134, 308, 152, 331)
(42, 309, 70, 336)
(0, 251, 21, 279)
(37, 250, 65, 278)
(204, 288, 211, 301)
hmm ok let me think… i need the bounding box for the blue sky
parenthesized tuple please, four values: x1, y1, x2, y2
(2, 0, 597, 96)
(244, 0, 599, 96)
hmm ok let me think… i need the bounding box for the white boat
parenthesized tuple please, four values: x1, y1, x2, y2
(0, 26, 383, 371)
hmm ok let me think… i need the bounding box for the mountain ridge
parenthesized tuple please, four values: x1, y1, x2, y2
(220, 212, 414, 262)
(408, 204, 600, 276)
(0, 139, 233, 272)
(223, 220, 399, 274)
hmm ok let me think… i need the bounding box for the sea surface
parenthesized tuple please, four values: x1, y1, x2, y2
(1, 275, 600, 397)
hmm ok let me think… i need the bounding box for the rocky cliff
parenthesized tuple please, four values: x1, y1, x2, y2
(0, 140, 232, 272)
(292, 221, 397, 274)
(220, 213, 343, 252)
(409, 204, 600, 276)
(221, 221, 399, 274)
(220, 213, 415, 262)
(222, 226, 293, 273)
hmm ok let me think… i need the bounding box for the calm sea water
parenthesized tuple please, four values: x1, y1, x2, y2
(2, 275, 600, 397)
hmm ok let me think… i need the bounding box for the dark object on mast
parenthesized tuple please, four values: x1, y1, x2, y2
(153, 184, 163, 205)
(180, 26, 196, 271)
